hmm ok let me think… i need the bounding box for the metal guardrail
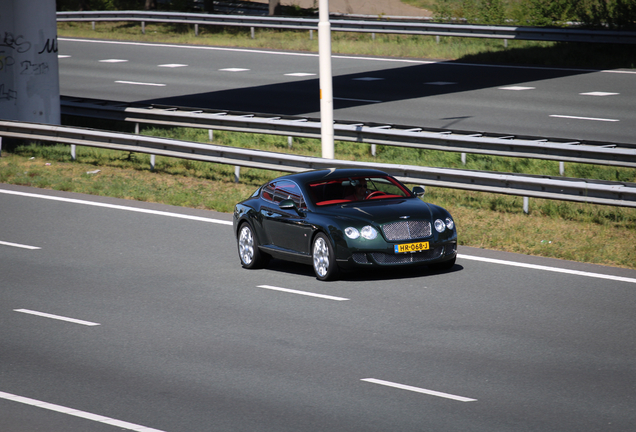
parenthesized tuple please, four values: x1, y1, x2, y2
(56, 11, 636, 44)
(60, 97, 636, 169)
(1, 120, 635, 208)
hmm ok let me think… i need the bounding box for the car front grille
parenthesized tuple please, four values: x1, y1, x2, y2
(382, 220, 431, 241)
(370, 246, 444, 264)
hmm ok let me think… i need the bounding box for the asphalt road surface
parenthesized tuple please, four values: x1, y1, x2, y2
(58, 38, 636, 145)
(2, 184, 635, 431)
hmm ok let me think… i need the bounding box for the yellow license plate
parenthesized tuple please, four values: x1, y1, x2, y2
(394, 241, 429, 254)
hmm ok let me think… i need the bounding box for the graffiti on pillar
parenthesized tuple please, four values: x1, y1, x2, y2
(38, 38, 58, 54)
(0, 54, 16, 72)
(21, 60, 49, 75)
(0, 84, 18, 101)
(1, 32, 32, 53)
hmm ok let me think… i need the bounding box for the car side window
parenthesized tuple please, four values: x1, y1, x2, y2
(262, 180, 307, 209)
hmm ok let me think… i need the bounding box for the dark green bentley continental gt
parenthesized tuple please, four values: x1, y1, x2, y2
(233, 168, 457, 281)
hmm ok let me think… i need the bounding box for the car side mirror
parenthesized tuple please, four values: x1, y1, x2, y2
(279, 199, 305, 215)
(412, 186, 425, 197)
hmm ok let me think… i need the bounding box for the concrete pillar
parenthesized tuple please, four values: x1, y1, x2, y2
(0, 0, 60, 125)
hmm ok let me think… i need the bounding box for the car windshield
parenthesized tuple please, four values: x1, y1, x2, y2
(308, 176, 411, 206)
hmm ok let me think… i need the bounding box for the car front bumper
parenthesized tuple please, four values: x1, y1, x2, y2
(336, 240, 457, 269)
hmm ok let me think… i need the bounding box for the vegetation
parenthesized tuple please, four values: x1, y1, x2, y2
(57, 0, 636, 29)
(421, 0, 636, 29)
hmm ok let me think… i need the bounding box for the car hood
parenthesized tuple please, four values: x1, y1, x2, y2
(325, 198, 435, 226)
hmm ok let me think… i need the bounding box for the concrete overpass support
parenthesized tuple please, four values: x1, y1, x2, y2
(0, 0, 60, 124)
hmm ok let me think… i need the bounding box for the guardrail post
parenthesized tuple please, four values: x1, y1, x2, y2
(523, 197, 529, 214)
(234, 166, 240, 183)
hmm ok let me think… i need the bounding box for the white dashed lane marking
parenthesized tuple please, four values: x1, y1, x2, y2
(14, 309, 101, 326)
(353, 77, 384, 81)
(0, 391, 165, 432)
(549, 114, 619, 122)
(257, 285, 349, 301)
(499, 86, 535, 91)
(285, 72, 316, 77)
(0, 240, 40, 250)
(580, 92, 619, 96)
(115, 80, 166, 87)
(361, 378, 477, 402)
(99, 59, 128, 63)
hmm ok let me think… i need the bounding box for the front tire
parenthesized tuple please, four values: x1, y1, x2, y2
(312, 233, 339, 281)
(238, 222, 268, 269)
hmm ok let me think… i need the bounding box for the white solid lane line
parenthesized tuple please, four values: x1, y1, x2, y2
(257, 285, 349, 301)
(550, 114, 619, 122)
(0, 189, 233, 225)
(458, 254, 636, 284)
(14, 309, 101, 326)
(0, 391, 166, 432)
(361, 378, 477, 402)
(0, 240, 41, 250)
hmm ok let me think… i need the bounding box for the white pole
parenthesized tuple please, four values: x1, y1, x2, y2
(318, 0, 334, 159)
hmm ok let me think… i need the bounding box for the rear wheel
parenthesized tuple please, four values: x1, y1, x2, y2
(238, 223, 268, 269)
(312, 233, 339, 281)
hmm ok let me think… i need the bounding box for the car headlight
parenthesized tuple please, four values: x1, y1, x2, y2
(445, 217, 454, 230)
(361, 226, 378, 240)
(345, 227, 360, 239)
(345, 226, 377, 240)
(434, 219, 446, 233)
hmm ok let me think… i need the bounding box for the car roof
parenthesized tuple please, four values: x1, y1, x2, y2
(275, 168, 390, 184)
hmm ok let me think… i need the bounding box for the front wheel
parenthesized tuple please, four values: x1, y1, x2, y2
(237, 223, 268, 269)
(312, 233, 339, 281)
